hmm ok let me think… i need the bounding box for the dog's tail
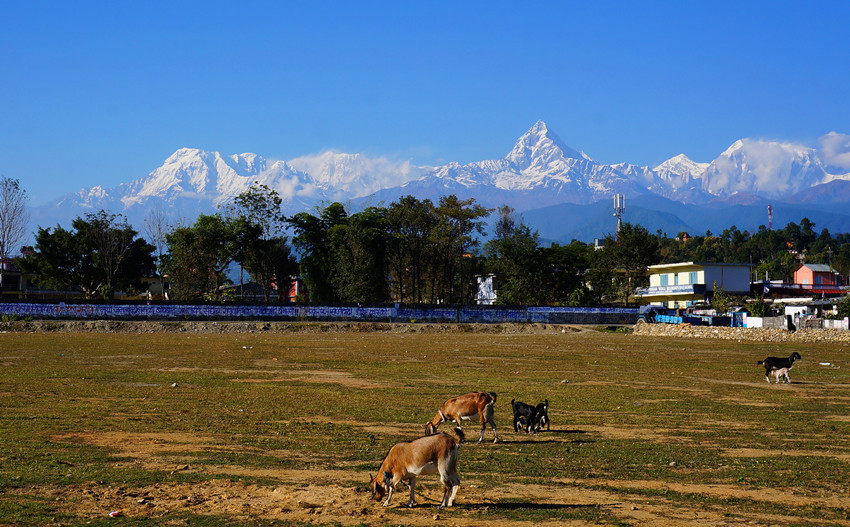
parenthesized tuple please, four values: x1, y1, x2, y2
(757, 360, 764, 365)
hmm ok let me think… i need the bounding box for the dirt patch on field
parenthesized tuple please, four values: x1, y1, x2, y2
(39, 426, 849, 526)
(1, 319, 589, 335)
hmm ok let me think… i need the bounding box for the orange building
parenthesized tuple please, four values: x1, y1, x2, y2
(793, 263, 842, 288)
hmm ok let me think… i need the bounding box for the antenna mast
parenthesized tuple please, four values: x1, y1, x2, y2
(767, 204, 773, 230)
(614, 194, 625, 238)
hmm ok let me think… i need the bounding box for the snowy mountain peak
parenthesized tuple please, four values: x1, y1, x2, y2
(506, 120, 591, 169)
(654, 154, 709, 182)
(721, 139, 745, 157)
(703, 138, 829, 199)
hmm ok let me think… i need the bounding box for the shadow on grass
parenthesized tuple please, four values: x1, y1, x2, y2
(500, 428, 591, 445)
(503, 438, 594, 445)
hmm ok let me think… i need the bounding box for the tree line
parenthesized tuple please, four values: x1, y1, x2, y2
(659, 220, 850, 282)
(6, 177, 850, 305)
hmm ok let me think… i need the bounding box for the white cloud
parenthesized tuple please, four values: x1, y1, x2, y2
(287, 151, 427, 197)
(817, 132, 850, 170)
(705, 138, 823, 198)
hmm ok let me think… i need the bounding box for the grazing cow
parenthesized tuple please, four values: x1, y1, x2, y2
(770, 367, 791, 384)
(758, 352, 802, 383)
(369, 432, 460, 509)
(425, 391, 498, 443)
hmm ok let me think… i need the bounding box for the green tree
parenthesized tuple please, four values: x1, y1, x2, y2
(239, 237, 297, 302)
(327, 207, 390, 303)
(286, 203, 348, 303)
(710, 281, 733, 314)
(543, 240, 593, 305)
(21, 211, 155, 298)
(836, 295, 850, 318)
(227, 184, 296, 302)
(484, 205, 552, 305)
(431, 195, 491, 304)
(386, 195, 437, 303)
(588, 223, 660, 305)
(162, 214, 240, 300)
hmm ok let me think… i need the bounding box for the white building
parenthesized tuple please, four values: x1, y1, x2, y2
(636, 261, 753, 309)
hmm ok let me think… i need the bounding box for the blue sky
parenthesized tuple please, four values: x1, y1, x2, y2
(2, 1, 849, 205)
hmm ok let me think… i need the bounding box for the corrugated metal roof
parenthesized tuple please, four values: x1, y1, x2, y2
(801, 264, 835, 273)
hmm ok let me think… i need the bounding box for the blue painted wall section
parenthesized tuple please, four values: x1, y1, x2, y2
(0, 303, 638, 324)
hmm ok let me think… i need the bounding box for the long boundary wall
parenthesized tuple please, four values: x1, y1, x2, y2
(0, 302, 638, 325)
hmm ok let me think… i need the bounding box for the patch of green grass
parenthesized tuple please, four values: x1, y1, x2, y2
(589, 483, 850, 524)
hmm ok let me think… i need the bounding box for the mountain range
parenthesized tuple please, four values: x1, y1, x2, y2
(30, 121, 850, 244)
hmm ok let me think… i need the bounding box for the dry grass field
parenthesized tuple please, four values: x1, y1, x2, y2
(1, 323, 849, 526)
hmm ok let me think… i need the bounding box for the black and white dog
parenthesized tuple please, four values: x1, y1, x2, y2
(511, 399, 549, 433)
(758, 352, 801, 383)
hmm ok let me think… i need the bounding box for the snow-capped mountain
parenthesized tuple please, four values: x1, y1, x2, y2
(371, 121, 669, 210)
(29, 121, 850, 240)
(700, 139, 833, 199)
(32, 148, 425, 229)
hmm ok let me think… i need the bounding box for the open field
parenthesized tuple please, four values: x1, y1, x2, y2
(1, 324, 849, 526)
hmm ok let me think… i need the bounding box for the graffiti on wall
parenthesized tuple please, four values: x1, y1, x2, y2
(0, 302, 638, 324)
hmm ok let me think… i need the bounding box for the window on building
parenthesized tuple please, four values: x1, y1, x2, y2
(660, 274, 668, 286)
(689, 271, 698, 284)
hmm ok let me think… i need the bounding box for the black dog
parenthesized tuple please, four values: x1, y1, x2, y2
(511, 399, 549, 433)
(757, 352, 802, 383)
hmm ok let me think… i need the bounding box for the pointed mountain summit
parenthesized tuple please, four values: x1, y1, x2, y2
(654, 154, 709, 183)
(506, 120, 591, 169)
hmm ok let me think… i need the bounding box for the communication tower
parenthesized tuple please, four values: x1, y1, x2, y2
(614, 194, 625, 238)
(767, 204, 773, 230)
